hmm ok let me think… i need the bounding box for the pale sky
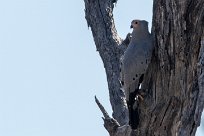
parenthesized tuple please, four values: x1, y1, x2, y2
(0, 0, 203, 136)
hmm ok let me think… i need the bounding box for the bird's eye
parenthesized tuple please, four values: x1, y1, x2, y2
(135, 22, 138, 24)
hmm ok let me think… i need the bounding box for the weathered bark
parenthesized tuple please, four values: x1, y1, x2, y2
(84, 0, 204, 136)
(84, 0, 129, 126)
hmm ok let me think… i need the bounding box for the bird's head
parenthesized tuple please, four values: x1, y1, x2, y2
(130, 20, 148, 30)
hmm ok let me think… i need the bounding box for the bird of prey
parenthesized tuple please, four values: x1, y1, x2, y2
(120, 19, 153, 129)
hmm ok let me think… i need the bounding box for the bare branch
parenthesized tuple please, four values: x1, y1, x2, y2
(84, 0, 129, 125)
(85, 0, 204, 135)
(95, 96, 111, 119)
(95, 96, 132, 136)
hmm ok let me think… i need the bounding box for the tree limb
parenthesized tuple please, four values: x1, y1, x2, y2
(95, 96, 133, 136)
(95, 96, 111, 119)
(84, 0, 204, 135)
(84, 0, 128, 126)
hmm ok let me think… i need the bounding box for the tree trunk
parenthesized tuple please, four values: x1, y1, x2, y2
(84, 0, 204, 136)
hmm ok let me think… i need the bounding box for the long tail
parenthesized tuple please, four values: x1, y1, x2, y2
(129, 104, 139, 129)
(129, 74, 144, 129)
(128, 91, 140, 129)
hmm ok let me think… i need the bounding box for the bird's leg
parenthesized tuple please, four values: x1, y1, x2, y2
(137, 88, 147, 100)
(134, 88, 145, 102)
(135, 82, 147, 101)
(134, 75, 146, 101)
(135, 94, 144, 101)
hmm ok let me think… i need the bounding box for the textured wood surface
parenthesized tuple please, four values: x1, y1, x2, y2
(84, 0, 129, 126)
(84, 0, 204, 136)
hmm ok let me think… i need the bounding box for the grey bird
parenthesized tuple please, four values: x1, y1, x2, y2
(120, 19, 153, 129)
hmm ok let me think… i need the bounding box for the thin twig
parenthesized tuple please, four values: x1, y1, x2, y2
(95, 95, 111, 119)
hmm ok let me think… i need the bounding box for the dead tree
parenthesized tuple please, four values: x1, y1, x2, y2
(84, 0, 204, 136)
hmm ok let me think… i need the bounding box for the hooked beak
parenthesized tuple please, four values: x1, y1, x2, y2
(130, 25, 133, 28)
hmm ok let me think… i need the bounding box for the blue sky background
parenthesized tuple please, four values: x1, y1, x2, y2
(0, 0, 203, 136)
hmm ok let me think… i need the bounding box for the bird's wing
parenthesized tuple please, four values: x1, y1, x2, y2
(120, 41, 152, 101)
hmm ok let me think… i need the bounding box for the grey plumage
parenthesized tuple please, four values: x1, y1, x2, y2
(120, 19, 153, 129)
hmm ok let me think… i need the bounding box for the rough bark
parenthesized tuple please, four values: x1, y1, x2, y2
(84, 0, 129, 126)
(84, 0, 204, 136)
